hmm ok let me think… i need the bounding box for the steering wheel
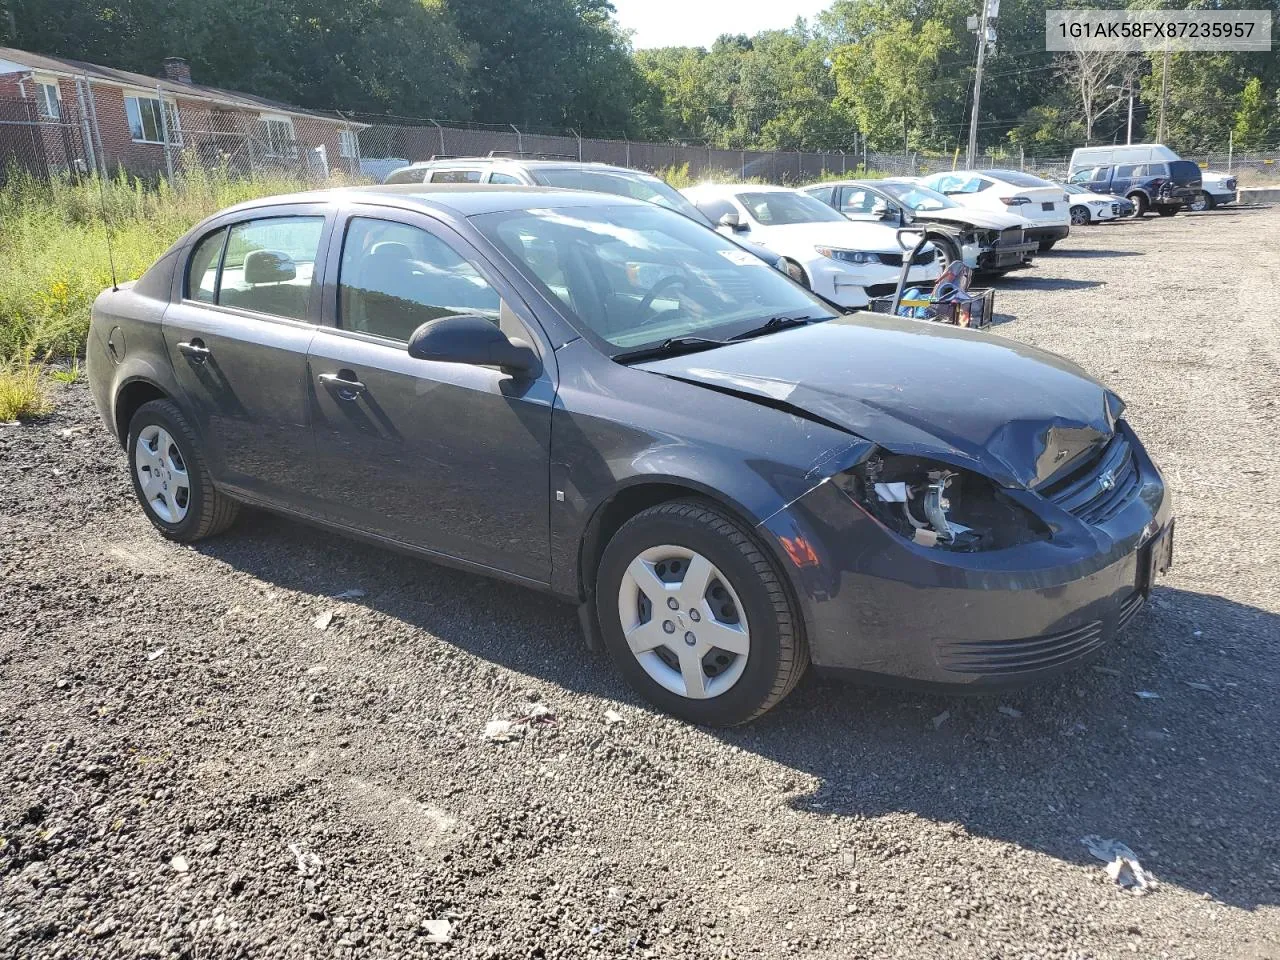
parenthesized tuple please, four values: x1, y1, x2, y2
(636, 274, 690, 324)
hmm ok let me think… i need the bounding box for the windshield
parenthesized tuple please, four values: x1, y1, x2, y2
(736, 191, 847, 225)
(473, 203, 832, 352)
(535, 168, 711, 226)
(1062, 183, 1087, 195)
(876, 181, 956, 211)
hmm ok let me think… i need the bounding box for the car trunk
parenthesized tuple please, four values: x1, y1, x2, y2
(1008, 186, 1067, 223)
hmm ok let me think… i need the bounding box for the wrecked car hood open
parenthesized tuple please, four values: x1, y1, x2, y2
(637, 313, 1122, 489)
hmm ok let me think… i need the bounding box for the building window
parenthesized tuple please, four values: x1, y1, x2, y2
(35, 81, 62, 120)
(124, 95, 182, 145)
(261, 117, 297, 159)
(339, 128, 359, 159)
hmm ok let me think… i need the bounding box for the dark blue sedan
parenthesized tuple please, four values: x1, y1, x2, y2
(87, 185, 1173, 724)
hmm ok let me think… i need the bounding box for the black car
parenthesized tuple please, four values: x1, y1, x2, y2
(1068, 160, 1202, 217)
(87, 185, 1174, 725)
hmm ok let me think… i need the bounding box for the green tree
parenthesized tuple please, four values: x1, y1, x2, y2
(1233, 77, 1271, 150)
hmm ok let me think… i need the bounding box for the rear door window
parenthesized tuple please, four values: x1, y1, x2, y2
(427, 169, 483, 183)
(218, 217, 325, 320)
(1115, 164, 1139, 179)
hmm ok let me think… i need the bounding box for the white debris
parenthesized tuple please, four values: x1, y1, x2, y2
(1134, 690, 1162, 700)
(57, 428, 74, 439)
(1182, 681, 1214, 692)
(1091, 665, 1123, 677)
(603, 708, 626, 726)
(312, 610, 336, 631)
(288, 843, 322, 877)
(0, 420, 20, 428)
(997, 705, 1023, 719)
(932, 709, 951, 729)
(169, 854, 189, 873)
(422, 918, 452, 943)
(146, 647, 167, 661)
(523, 702, 556, 725)
(332, 588, 366, 600)
(1082, 835, 1155, 894)
(484, 719, 526, 742)
(1192, 630, 1203, 637)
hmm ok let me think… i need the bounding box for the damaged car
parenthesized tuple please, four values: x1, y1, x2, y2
(87, 185, 1174, 726)
(801, 178, 1037, 274)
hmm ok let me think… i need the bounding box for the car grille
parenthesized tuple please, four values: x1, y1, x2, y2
(1038, 429, 1140, 525)
(1111, 203, 1120, 216)
(880, 249, 938, 267)
(1116, 591, 1146, 633)
(938, 620, 1106, 675)
(995, 227, 1025, 247)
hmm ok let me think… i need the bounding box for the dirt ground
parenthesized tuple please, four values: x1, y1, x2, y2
(3, 204, 1279, 960)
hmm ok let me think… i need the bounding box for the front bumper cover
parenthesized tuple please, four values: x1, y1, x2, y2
(758, 429, 1171, 690)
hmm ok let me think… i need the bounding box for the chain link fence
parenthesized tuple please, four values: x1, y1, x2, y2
(5, 97, 1278, 189)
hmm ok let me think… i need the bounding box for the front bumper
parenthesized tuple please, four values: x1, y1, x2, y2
(814, 259, 942, 310)
(973, 239, 1037, 270)
(758, 425, 1171, 690)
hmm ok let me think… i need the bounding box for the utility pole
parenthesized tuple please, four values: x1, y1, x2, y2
(1157, 47, 1170, 143)
(966, 0, 998, 167)
(1106, 82, 1136, 144)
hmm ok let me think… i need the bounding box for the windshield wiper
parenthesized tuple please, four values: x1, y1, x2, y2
(613, 336, 732, 365)
(729, 314, 833, 341)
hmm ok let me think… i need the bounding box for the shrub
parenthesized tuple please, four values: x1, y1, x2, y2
(0, 359, 48, 422)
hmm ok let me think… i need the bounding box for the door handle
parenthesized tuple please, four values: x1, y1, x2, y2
(177, 340, 211, 362)
(318, 372, 366, 399)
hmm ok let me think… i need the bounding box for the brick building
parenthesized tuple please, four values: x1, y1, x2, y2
(0, 47, 365, 179)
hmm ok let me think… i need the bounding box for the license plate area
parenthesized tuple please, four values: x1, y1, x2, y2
(1137, 519, 1174, 595)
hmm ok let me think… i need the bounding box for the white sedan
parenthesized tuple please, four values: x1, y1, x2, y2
(917, 169, 1071, 251)
(1062, 183, 1124, 224)
(681, 184, 941, 309)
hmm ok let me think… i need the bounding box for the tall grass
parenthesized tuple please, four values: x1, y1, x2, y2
(0, 166, 317, 362)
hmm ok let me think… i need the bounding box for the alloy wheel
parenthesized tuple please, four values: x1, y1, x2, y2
(1187, 192, 1208, 212)
(1070, 206, 1090, 226)
(616, 545, 750, 699)
(134, 424, 190, 523)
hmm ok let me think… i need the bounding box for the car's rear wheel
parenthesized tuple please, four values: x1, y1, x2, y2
(595, 498, 807, 725)
(1069, 205, 1090, 226)
(1127, 192, 1148, 217)
(1156, 206, 1178, 217)
(127, 399, 238, 542)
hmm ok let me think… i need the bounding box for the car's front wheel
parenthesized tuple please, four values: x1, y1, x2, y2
(595, 499, 807, 725)
(127, 399, 239, 542)
(1187, 191, 1211, 212)
(1070, 205, 1091, 226)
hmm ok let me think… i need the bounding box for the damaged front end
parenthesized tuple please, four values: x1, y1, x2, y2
(832, 450, 1051, 552)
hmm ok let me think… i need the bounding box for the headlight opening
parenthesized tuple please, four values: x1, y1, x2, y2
(835, 452, 1049, 552)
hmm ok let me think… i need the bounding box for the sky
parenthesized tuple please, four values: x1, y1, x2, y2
(611, 0, 832, 49)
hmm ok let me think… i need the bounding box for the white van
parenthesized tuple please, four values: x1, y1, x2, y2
(1068, 144, 1182, 175)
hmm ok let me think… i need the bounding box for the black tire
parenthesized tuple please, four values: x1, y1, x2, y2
(1156, 206, 1178, 217)
(1069, 205, 1091, 226)
(1128, 192, 1148, 217)
(127, 399, 239, 542)
(595, 498, 808, 726)
(932, 235, 961, 266)
(1203, 192, 1218, 210)
(1187, 191, 1210, 212)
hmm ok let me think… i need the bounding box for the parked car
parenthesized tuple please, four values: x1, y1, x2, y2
(801, 178, 1037, 273)
(1068, 143, 1182, 172)
(916, 169, 1071, 251)
(1059, 183, 1124, 225)
(384, 156, 792, 273)
(1188, 170, 1237, 211)
(681, 183, 942, 308)
(87, 185, 1174, 725)
(1066, 159, 1202, 217)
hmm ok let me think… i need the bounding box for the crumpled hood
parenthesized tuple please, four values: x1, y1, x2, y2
(910, 207, 1028, 231)
(637, 313, 1123, 489)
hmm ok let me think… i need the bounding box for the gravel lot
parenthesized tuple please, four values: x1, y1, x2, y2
(3, 205, 1280, 960)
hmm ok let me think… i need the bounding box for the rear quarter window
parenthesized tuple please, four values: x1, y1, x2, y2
(384, 168, 426, 184)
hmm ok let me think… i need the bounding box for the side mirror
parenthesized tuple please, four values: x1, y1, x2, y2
(407, 314, 540, 377)
(718, 211, 746, 231)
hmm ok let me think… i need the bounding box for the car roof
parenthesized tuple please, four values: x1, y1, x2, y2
(397, 158, 656, 176)
(684, 183, 796, 196)
(209, 183, 653, 219)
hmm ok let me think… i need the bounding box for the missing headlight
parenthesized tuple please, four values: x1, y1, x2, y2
(833, 452, 1049, 551)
